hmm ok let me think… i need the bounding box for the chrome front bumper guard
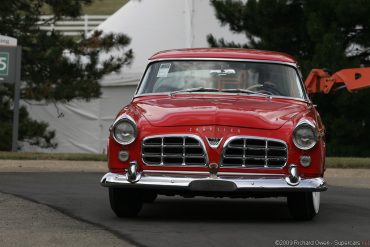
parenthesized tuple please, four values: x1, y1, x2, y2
(100, 170, 327, 192)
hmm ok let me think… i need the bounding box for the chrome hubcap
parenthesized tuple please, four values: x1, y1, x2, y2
(312, 192, 320, 214)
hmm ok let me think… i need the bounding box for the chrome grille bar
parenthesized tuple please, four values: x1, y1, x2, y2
(142, 135, 208, 166)
(221, 136, 288, 168)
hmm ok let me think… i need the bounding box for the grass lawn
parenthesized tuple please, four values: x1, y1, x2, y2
(325, 157, 370, 169)
(0, 152, 107, 161)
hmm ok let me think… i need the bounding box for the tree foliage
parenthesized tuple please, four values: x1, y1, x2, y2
(0, 0, 133, 150)
(0, 89, 56, 150)
(209, 0, 370, 156)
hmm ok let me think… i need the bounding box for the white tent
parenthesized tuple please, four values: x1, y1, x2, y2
(24, 0, 247, 153)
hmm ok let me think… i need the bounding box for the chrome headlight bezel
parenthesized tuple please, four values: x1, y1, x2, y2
(111, 116, 137, 145)
(292, 120, 318, 150)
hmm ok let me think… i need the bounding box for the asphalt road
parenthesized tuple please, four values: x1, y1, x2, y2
(0, 172, 369, 247)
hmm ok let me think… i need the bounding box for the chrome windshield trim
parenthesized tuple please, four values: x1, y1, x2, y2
(133, 92, 310, 103)
(134, 58, 309, 101)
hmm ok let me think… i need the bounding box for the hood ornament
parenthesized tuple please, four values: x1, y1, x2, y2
(206, 137, 222, 149)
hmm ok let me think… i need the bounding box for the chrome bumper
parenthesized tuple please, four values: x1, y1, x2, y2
(100, 170, 327, 192)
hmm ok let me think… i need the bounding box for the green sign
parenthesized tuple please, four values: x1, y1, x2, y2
(0, 47, 20, 83)
(0, 35, 21, 152)
(0, 52, 9, 76)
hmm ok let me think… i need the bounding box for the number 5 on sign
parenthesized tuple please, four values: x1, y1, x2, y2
(0, 52, 9, 76)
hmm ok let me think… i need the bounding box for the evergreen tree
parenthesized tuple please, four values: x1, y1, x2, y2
(209, 0, 370, 156)
(0, 0, 133, 150)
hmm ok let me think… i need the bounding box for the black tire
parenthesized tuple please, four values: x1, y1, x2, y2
(109, 188, 143, 218)
(141, 192, 158, 203)
(287, 192, 320, 221)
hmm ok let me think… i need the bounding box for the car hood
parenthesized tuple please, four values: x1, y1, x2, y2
(132, 95, 308, 130)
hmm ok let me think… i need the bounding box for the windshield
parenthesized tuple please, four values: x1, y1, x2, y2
(136, 60, 306, 99)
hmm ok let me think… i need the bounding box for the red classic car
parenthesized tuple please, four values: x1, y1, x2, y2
(101, 48, 327, 221)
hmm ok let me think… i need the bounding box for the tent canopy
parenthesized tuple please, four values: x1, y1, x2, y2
(24, 0, 247, 153)
(100, 0, 246, 87)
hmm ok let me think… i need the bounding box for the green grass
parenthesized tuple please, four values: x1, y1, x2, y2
(0, 152, 369, 168)
(0, 152, 106, 161)
(42, 0, 128, 15)
(326, 157, 370, 169)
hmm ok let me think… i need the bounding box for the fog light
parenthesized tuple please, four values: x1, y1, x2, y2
(118, 150, 129, 162)
(300, 155, 311, 167)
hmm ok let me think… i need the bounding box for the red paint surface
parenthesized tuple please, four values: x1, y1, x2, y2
(108, 94, 324, 178)
(150, 48, 297, 64)
(107, 49, 325, 179)
(133, 95, 307, 129)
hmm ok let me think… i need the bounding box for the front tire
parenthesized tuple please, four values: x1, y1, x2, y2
(109, 188, 143, 218)
(141, 192, 158, 203)
(287, 192, 320, 221)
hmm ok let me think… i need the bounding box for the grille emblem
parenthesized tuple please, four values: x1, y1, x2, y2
(206, 137, 222, 149)
(209, 163, 219, 178)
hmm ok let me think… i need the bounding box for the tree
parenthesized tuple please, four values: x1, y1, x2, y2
(209, 0, 370, 156)
(0, 0, 133, 150)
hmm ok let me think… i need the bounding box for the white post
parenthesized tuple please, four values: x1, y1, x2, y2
(84, 15, 88, 38)
(185, 0, 194, 48)
(11, 47, 21, 151)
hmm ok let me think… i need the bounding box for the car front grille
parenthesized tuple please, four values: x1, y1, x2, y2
(142, 135, 207, 166)
(221, 137, 287, 168)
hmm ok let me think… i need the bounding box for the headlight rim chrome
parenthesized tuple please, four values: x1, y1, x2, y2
(292, 120, 318, 150)
(111, 116, 137, 145)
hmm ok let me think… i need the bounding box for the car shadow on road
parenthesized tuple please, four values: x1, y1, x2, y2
(138, 196, 295, 223)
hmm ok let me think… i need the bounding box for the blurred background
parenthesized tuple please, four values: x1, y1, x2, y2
(0, 0, 369, 158)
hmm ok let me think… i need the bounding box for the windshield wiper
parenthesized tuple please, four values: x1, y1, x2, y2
(170, 87, 219, 96)
(221, 88, 271, 97)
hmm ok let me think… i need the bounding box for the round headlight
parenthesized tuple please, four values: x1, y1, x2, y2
(112, 118, 137, 145)
(293, 122, 317, 150)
